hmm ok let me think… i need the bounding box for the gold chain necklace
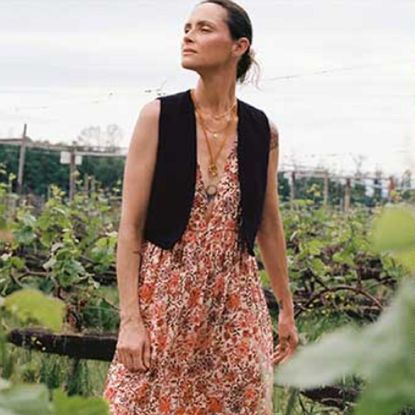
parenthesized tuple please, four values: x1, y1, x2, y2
(193, 102, 238, 198)
(191, 88, 237, 120)
(195, 111, 231, 139)
(191, 89, 237, 139)
(197, 99, 237, 120)
(197, 112, 229, 180)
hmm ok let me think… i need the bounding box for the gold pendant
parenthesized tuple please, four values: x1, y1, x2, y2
(205, 184, 218, 197)
(213, 132, 218, 139)
(208, 164, 218, 178)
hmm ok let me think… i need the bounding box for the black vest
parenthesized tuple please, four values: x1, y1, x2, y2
(143, 88, 270, 256)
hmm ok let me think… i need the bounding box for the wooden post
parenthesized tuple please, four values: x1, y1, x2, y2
(290, 171, 296, 207)
(344, 178, 351, 212)
(83, 173, 89, 195)
(17, 124, 28, 196)
(69, 145, 76, 201)
(388, 176, 396, 202)
(90, 176, 96, 195)
(323, 170, 329, 206)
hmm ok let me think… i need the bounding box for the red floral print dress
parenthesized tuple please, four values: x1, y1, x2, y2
(103, 135, 275, 414)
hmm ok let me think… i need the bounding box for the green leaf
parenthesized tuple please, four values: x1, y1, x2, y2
(370, 205, 415, 252)
(332, 251, 354, 266)
(2, 289, 66, 331)
(275, 275, 415, 415)
(306, 240, 324, 256)
(53, 388, 109, 415)
(309, 257, 327, 275)
(42, 257, 56, 270)
(370, 204, 415, 272)
(353, 276, 415, 414)
(0, 383, 52, 415)
(274, 325, 364, 388)
(0, 378, 11, 391)
(393, 249, 415, 273)
(10, 257, 25, 270)
(353, 379, 408, 415)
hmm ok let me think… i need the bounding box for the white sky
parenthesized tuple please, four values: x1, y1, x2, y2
(0, 0, 414, 177)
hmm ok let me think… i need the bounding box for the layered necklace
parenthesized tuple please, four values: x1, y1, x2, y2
(191, 89, 238, 198)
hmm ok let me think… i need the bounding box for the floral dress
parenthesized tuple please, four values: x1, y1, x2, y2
(102, 135, 275, 414)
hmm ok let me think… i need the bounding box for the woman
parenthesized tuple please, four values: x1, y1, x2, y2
(103, 0, 299, 413)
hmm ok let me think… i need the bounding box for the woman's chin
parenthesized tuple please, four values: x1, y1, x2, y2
(181, 61, 198, 70)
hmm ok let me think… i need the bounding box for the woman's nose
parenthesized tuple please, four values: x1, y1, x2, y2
(183, 29, 195, 43)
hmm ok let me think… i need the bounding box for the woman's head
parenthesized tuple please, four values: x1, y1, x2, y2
(181, 0, 260, 86)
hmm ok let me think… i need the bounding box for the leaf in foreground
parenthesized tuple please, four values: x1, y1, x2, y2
(2, 289, 66, 332)
(274, 276, 415, 415)
(0, 383, 52, 415)
(53, 388, 109, 415)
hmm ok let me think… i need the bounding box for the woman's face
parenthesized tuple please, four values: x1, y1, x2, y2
(181, 3, 245, 76)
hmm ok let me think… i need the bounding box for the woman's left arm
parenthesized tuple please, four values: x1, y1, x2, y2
(256, 119, 299, 364)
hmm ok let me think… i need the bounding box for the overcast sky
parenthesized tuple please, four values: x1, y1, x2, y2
(0, 0, 413, 177)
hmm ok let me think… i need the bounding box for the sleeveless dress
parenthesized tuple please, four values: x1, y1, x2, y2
(102, 135, 275, 414)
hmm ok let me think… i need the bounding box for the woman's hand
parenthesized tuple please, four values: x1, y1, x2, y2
(116, 319, 151, 372)
(273, 311, 299, 366)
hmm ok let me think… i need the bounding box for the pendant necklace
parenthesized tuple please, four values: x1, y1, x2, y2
(191, 88, 237, 139)
(192, 90, 238, 200)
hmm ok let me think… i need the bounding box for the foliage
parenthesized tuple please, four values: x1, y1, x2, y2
(0, 162, 414, 412)
(0, 288, 109, 414)
(0, 145, 124, 197)
(1, 181, 120, 334)
(274, 203, 415, 415)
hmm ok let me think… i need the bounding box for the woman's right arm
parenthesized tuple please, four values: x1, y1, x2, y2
(115, 98, 160, 372)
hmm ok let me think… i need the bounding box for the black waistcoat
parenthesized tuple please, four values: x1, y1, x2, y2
(142, 88, 270, 256)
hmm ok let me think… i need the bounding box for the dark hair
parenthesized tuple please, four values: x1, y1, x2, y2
(197, 0, 261, 87)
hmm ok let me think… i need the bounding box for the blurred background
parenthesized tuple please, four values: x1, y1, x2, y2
(1, 0, 414, 178)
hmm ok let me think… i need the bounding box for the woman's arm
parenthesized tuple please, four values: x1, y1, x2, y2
(256, 120, 295, 321)
(117, 99, 160, 328)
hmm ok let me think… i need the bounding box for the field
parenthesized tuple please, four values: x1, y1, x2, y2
(1, 167, 415, 414)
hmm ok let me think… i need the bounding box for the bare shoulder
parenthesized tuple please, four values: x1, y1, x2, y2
(121, 98, 161, 228)
(137, 98, 160, 128)
(268, 118, 279, 151)
(129, 98, 160, 149)
(126, 97, 162, 172)
(264, 115, 280, 175)
(140, 98, 160, 118)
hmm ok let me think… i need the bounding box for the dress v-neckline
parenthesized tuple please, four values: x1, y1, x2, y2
(197, 135, 237, 201)
(196, 136, 237, 226)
